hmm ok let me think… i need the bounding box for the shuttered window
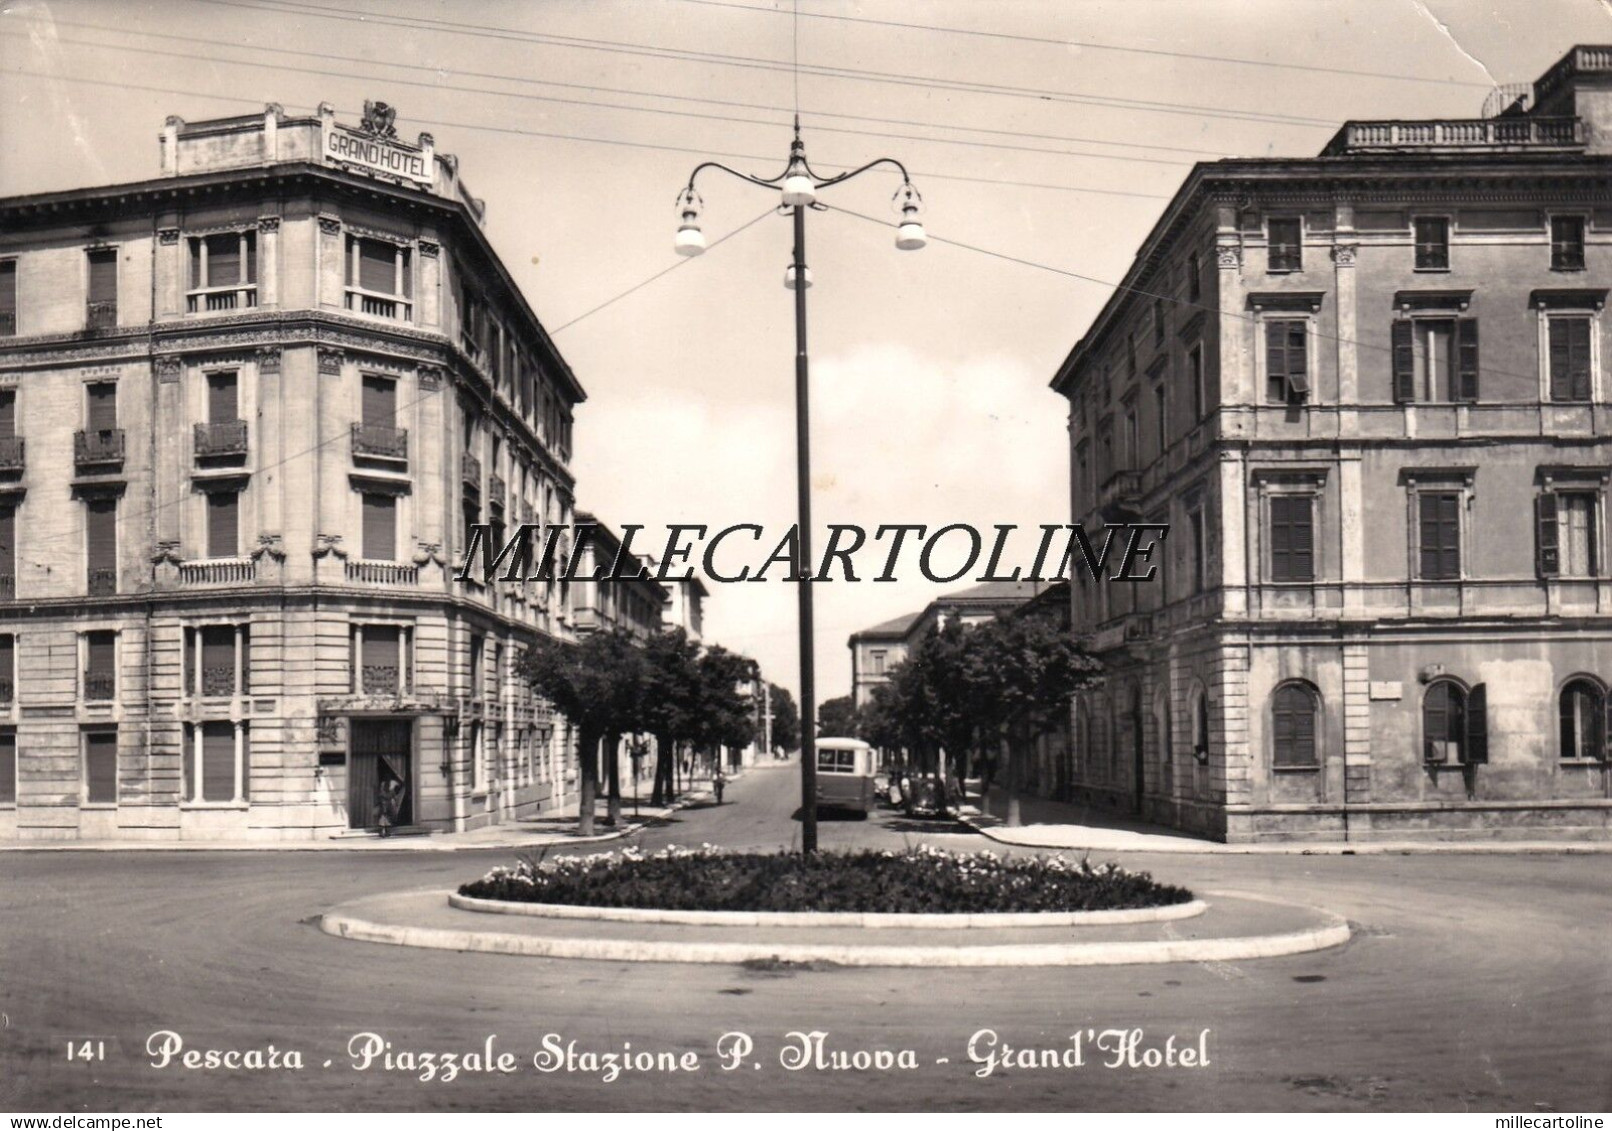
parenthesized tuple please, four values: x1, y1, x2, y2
(0, 635, 12, 703)
(1418, 493, 1461, 580)
(85, 632, 115, 704)
(207, 491, 238, 559)
(1559, 679, 1606, 761)
(1188, 347, 1205, 420)
(1269, 495, 1315, 582)
(201, 721, 236, 802)
(1272, 684, 1319, 767)
(86, 497, 116, 572)
(0, 730, 14, 805)
(349, 237, 409, 296)
(201, 625, 236, 697)
(1265, 320, 1308, 402)
(1548, 317, 1593, 402)
(0, 505, 13, 584)
(0, 389, 13, 438)
(87, 249, 117, 304)
(83, 728, 117, 804)
(361, 493, 397, 561)
(87, 382, 117, 431)
(1422, 681, 1487, 765)
(0, 261, 15, 333)
(356, 625, 405, 695)
(208, 372, 238, 423)
(361, 375, 396, 426)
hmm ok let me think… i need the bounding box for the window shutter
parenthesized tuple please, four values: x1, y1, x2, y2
(201, 626, 234, 695)
(1465, 683, 1488, 764)
(244, 232, 257, 285)
(207, 491, 238, 559)
(87, 382, 117, 431)
(1603, 689, 1612, 762)
(189, 239, 202, 290)
(1456, 318, 1479, 402)
(1439, 494, 1460, 579)
(207, 372, 237, 424)
(87, 632, 115, 681)
(358, 239, 395, 294)
(1568, 319, 1592, 401)
(0, 261, 14, 319)
(1294, 697, 1316, 765)
(1392, 321, 1415, 403)
(87, 250, 117, 304)
(206, 233, 240, 286)
(202, 721, 235, 802)
(85, 730, 117, 804)
(0, 732, 15, 805)
(362, 493, 397, 561)
(361, 375, 396, 427)
(1418, 495, 1440, 579)
(1549, 319, 1572, 400)
(86, 498, 116, 571)
(362, 625, 400, 674)
(0, 506, 12, 578)
(1269, 498, 1291, 581)
(1423, 687, 1447, 763)
(1537, 493, 1560, 577)
(0, 389, 14, 438)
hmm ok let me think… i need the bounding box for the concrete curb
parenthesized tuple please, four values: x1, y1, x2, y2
(318, 894, 1350, 968)
(958, 814, 1612, 855)
(446, 891, 1209, 929)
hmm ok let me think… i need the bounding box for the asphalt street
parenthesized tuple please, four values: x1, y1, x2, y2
(2, 761, 1608, 1112)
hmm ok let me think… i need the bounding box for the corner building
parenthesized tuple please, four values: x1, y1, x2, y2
(0, 103, 587, 840)
(1052, 47, 1612, 842)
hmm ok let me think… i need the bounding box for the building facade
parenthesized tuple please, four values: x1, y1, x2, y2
(0, 102, 588, 840)
(1052, 46, 1612, 842)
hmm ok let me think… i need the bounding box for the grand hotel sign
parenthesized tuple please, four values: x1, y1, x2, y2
(320, 101, 433, 186)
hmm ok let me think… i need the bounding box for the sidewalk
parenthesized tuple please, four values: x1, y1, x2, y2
(0, 776, 730, 853)
(961, 786, 1612, 855)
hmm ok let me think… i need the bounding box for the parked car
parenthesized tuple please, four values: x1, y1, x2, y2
(901, 772, 947, 819)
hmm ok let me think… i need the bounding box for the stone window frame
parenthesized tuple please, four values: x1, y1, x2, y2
(1252, 468, 1329, 586)
(349, 620, 416, 698)
(1547, 211, 1588, 273)
(1532, 290, 1605, 404)
(1265, 215, 1304, 274)
(1269, 679, 1323, 772)
(1401, 468, 1476, 583)
(1411, 213, 1453, 273)
(1249, 292, 1324, 406)
(1535, 465, 1610, 580)
(181, 621, 251, 701)
(1557, 673, 1609, 764)
(179, 719, 252, 809)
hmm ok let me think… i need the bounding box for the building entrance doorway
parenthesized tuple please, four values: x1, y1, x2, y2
(348, 718, 414, 829)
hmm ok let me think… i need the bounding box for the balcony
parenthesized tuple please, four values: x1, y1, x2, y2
(350, 422, 408, 462)
(461, 451, 482, 488)
(83, 671, 115, 701)
(488, 472, 506, 504)
(177, 558, 255, 585)
(345, 559, 419, 586)
(1097, 468, 1144, 523)
(362, 664, 400, 695)
(85, 301, 117, 332)
(200, 665, 237, 698)
(194, 420, 248, 459)
(345, 290, 412, 322)
(0, 436, 22, 472)
(75, 428, 125, 468)
(1322, 116, 1584, 156)
(186, 286, 258, 314)
(87, 567, 116, 597)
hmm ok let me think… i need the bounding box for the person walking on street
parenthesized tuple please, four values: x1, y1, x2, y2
(713, 767, 726, 805)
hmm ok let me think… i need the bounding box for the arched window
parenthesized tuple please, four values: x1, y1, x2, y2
(1423, 678, 1487, 765)
(1559, 678, 1606, 761)
(1272, 682, 1320, 768)
(1192, 687, 1210, 763)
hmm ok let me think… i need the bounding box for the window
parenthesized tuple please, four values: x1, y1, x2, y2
(1422, 680, 1487, 765)
(87, 381, 118, 432)
(86, 248, 117, 329)
(1188, 345, 1205, 421)
(1267, 218, 1302, 273)
(83, 727, 117, 804)
(1560, 678, 1607, 761)
(351, 624, 411, 696)
(0, 634, 12, 705)
(206, 490, 239, 559)
(187, 232, 257, 312)
(1551, 216, 1586, 271)
(0, 503, 14, 600)
(1269, 495, 1315, 582)
(1417, 492, 1462, 581)
(1122, 402, 1139, 470)
(184, 721, 250, 803)
(185, 624, 249, 698)
(1192, 688, 1210, 763)
(817, 748, 858, 774)
(1153, 384, 1167, 460)
(1547, 316, 1593, 402)
(1538, 491, 1599, 578)
(0, 260, 15, 336)
(1265, 320, 1310, 403)
(471, 633, 485, 698)
(1152, 297, 1166, 346)
(85, 497, 116, 596)
(870, 649, 887, 675)
(1272, 682, 1319, 768)
(83, 631, 116, 701)
(361, 492, 397, 561)
(207, 371, 238, 424)
(0, 729, 13, 805)
(1413, 217, 1450, 271)
(1186, 251, 1201, 304)
(1188, 508, 1207, 595)
(345, 236, 412, 320)
(1392, 318, 1479, 403)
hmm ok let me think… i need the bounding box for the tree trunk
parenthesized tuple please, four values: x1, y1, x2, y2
(1006, 725, 1023, 828)
(604, 731, 622, 827)
(576, 725, 600, 837)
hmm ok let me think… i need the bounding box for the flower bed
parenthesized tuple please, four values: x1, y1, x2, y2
(458, 844, 1193, 915)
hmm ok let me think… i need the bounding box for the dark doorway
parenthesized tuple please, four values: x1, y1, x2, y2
(1131, 688, 1145, 814)
(348, 718, 413, 829)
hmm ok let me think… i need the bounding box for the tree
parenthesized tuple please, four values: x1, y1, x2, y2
(817, 694, 856, 738)
(768, 682, 799, 753)
(694, 645, 759, 771)
(638, 628, 703, 805)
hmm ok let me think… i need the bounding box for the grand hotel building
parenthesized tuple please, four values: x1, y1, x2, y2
(1053, 46, 1612, 842)
(0, 103, 588, 840)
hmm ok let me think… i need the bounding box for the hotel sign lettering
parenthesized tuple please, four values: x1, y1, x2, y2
(324, 126, 432, 185)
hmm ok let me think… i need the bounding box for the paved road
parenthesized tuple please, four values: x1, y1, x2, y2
(2, 762, 1608, 1112)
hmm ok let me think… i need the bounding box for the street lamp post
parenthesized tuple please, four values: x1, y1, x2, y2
(675, 118, 925, 854)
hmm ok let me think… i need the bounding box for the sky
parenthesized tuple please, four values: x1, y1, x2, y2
(2, 0, 1609, 704)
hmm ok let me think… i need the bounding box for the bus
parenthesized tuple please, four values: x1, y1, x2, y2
(813, 737, 876, 817)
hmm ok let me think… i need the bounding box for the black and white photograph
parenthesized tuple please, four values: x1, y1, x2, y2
(0, 0, 1610, 1118)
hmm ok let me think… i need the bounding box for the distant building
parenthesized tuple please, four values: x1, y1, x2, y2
(570, 513, 670, 641)
(0, 102, 587, 840)
(1051, 46, 1612, 843)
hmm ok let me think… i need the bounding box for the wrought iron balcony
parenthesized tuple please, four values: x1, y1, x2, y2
(362, 664, 400, 695)
(194, 420, 248, 459)
(85, 301, 117, 331)
(0, 436, 22, 472)
(350, 422, 409, 462)
(83, 671, 115, 701)
(1097, 468, 1144, 522)
(200, 665, 237, 698)
(75, 428, 124, 467)
(87, 567, 116, 596)
(461, 451, 482, 488)
(488, 472, 506, 503)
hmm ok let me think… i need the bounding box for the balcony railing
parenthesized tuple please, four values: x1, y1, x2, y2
(178, 558, 256, 585)
(194, 420, 248, 458)
(87, 567, 116, 597)
(1097, 469, 1144, 521)
(1535, 46, 1612, 108)
(0, 436, 22, 472)
(201, 666, 237, 698)
(186, 286, 258, 314)
(345, 559, 419, 586)
(488, 472, 506, 503)
(75, 428, 125, 467)
(362, 664, 400, 695)
(461, 451, 482, 488)
(345, 290, 412, 322)
(85, 301, 117, 331)
(1323, 116, 1584, 155)
(83, 671, 115, 701)
(350, 422, 408, 462)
